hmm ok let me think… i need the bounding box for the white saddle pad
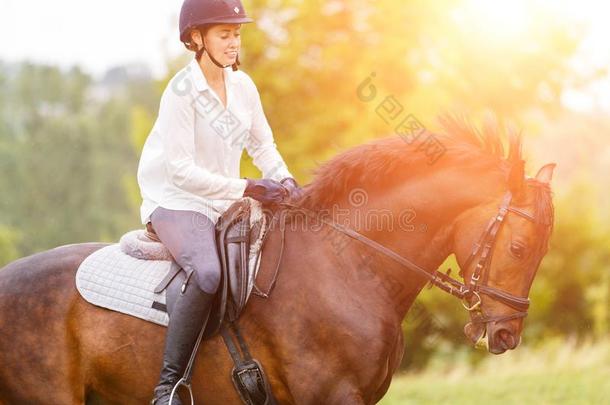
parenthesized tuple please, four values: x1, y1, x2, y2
(76, 244, 173, 326)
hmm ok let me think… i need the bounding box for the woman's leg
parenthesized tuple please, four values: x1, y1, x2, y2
(148, 207, 221, 405)
(150, 207, 221, 293)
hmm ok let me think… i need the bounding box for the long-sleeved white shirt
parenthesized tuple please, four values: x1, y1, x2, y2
(137, 59, 293, 225)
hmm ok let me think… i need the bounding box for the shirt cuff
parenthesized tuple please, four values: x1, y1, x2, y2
(267, 167, 293, 182)
(229, 178, 248, 199)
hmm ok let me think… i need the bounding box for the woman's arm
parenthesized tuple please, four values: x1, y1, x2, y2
(158, 85, 247, 199)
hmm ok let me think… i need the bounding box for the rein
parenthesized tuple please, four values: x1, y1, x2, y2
(268, 190, 538, 325)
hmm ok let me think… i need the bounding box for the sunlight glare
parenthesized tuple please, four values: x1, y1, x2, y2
(454, 0, 532, 42)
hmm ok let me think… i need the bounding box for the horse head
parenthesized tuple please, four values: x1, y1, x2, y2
(453, 158, 555, 354)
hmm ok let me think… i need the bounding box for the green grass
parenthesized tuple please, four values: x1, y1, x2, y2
(379, 338, 610, 404)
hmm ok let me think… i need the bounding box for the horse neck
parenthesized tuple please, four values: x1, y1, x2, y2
(312, 166, 502, 320)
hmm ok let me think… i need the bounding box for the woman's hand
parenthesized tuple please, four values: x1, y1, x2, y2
(243, 178, 288, 204)
(280, 177, 305, 202)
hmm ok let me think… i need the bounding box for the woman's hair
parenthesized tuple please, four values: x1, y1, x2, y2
(184, 25, 211, 52)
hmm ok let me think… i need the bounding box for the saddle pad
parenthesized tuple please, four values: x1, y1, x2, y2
(76, 244, 172, 326)
(247, 206, 267, 297)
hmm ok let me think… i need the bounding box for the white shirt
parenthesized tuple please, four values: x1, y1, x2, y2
(137, 59, 293, 225)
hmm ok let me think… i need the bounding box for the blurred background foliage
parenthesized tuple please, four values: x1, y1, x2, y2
(1, 0, 608, 373)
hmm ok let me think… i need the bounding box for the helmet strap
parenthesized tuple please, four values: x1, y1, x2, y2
(195, 28, 241, 71)
(195, 46, 205, 61)
(196, 28, 228, 69)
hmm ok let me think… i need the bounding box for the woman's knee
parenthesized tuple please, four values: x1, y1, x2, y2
(189, 258, 222, 294)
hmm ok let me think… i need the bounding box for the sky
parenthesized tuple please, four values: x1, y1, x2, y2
(0, 0, 185, 77)
(1, 0, 610, 111)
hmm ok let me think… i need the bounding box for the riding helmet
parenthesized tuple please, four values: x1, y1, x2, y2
(179, 0, 254, 45)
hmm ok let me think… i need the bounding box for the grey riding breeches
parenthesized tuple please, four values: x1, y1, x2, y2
(149, 206, 221, 294)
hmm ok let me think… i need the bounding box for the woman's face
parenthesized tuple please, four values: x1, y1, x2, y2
(193, 23, 242, 66)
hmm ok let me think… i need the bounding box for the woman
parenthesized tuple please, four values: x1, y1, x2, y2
(136, 1, 301, 403)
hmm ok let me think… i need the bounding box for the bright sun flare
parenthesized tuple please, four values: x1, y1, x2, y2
(455, 0, 533, 42)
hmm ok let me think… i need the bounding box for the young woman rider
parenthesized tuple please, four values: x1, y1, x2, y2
(136, 1, 302, 403)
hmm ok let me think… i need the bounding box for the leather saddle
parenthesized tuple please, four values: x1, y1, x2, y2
(147, 199, 267, 340)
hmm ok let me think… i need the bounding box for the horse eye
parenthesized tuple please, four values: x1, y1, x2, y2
(510, 243, 525, 259)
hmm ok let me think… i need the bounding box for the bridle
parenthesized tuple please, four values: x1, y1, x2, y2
(457, 190, 536, 324)
(275, 190, 541, 326)
(277, 191, 537, 324)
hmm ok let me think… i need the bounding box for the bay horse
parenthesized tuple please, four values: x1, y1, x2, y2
(0, 116, 555, 404)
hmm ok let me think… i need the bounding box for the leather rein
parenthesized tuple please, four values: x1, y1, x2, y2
(269, 190, 538, 325)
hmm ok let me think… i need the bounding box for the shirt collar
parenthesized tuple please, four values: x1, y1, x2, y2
(189, 58, 236, 93)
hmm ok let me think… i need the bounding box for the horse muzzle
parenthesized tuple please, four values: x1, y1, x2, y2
(487, 324, 521, 354)
(464, 321, 522, 354)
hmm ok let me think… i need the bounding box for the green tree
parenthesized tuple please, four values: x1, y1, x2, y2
(0, 62, 146, 257)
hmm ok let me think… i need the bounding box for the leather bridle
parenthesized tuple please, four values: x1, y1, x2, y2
(456, 191, 536, 324)
(276, 189, 541, 326)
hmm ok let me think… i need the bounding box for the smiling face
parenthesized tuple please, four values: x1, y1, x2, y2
(453, 164, 555, 354)
(190, 23, 242, 66)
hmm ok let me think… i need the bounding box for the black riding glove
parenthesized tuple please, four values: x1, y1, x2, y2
(243, 178, 288, 204)
(280, 177, 305, 202)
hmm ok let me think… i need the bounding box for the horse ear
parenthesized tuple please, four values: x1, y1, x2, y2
(535, 163, 556, 184)
(508, 159, 525, 195)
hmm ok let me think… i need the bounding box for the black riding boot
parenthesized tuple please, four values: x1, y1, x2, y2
(151, 274, 216, 405)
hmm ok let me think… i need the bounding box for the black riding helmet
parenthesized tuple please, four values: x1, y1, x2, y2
(179, 0, 253, 70)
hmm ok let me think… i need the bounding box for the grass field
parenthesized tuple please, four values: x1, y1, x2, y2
(379, 338, 610, 404)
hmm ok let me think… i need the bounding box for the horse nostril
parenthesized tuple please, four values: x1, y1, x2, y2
(494, 328, 517, 350)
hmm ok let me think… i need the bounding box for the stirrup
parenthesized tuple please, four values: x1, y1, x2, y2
(169, 377, 194, 405)
(150, 380, 193, 405)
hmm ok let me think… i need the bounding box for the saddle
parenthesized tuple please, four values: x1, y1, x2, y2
(137, 198, 269, 338)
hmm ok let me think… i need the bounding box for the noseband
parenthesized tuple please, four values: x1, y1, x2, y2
(279, 190, 539, 326)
